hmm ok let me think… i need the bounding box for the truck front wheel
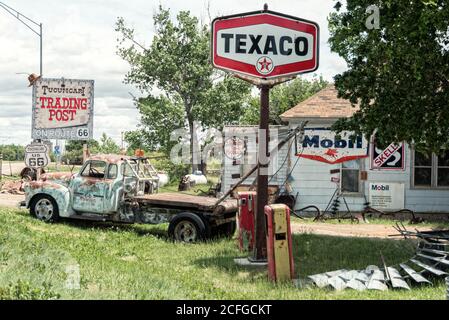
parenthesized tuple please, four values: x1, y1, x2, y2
(30, 195, 59, 223)
(168, 213, 207, 243)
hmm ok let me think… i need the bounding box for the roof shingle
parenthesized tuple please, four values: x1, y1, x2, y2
(281, 84, 358, 120)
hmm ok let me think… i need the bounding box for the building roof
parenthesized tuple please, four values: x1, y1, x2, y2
(280, 84, 358, 121)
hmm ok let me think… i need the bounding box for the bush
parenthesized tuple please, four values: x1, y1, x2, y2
(150, 155, 190, 183)
(61, 150, 83, 165)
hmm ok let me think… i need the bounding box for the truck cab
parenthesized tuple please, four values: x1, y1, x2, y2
(24, 154, 160, 221)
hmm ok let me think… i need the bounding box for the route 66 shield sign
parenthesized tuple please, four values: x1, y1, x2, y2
(25, 143, 50, 168)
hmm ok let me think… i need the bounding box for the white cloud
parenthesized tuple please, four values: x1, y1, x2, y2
(0, 0, 347, 145)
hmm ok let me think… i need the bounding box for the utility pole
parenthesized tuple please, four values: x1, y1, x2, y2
(1, 2, 44, 179)
(0, 1, 43, 76)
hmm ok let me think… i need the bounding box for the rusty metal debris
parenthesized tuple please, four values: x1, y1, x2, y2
(20, 167, 46, 181)
(307, 226, 449, 291)
(363, 205, 422, 224)
(0, 180, 24, 195)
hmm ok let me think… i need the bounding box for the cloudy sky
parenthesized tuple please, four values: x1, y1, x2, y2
(0, 0, 347, 146)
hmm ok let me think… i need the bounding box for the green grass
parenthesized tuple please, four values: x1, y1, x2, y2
(0, 207, 446, 300)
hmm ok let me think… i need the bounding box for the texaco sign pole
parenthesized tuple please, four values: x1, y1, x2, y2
(212, 4, 319, 262)
(255, 83, 270, 260)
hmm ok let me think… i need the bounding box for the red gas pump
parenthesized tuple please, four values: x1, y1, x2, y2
(237, 192, 257, 252)
(265, 204, 294, 282)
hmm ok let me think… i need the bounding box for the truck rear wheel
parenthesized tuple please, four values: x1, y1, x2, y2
(168, 213, 207, 243)
(30, 195, 59, 223)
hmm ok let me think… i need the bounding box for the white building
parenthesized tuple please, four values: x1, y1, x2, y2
(222, 85, 449, 214)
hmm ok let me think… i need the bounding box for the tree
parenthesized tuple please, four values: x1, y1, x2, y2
(239, 76, 329, 125)
(62, 139, 99, 165)
(124, 96, 184, 154)
(98, 133, 121, 154)
(65, 139, 99, 153)
(329, 0, 449, 153)
(0, 144, 25, 161)
(116, 7, 251, 171)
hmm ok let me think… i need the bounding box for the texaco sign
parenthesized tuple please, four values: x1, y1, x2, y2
(32, 78, 94, 140)
(212, 10, 319, 79)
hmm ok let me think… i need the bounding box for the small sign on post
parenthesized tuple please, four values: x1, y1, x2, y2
(25, 143, 49, 169)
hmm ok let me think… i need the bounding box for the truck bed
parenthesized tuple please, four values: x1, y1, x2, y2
(133, 193, 238, 214)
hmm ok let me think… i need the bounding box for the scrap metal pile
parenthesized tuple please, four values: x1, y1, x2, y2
(0, 180, 24, 195)
(0, 167, 44, 195)
(307, 224, 449, 291)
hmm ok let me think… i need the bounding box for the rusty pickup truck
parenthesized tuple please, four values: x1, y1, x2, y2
(23, 154, 237, 242)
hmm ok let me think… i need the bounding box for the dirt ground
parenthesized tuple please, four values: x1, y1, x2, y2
(1, 161, 26, 176)
(290, 222, 433, 239)
(0, 194, 24, 208)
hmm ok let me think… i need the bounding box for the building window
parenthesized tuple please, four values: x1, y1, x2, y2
(437, 152, 449, 187)
(414, 151, 432, 187)
(413, 150, 449, 188)
(341, 160, 361, 193)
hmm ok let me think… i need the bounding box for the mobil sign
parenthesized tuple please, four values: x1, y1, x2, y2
(299, 129, 369, 164)
(212, 10, 319, 79)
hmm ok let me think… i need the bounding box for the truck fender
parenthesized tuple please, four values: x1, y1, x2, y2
(26, 181, 72, 218)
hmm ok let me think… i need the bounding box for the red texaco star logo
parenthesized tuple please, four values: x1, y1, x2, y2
(256, 56, 274, 75)
(259, 58, 271, 70)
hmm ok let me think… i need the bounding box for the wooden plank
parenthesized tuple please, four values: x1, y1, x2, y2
(134, 193, 238, 213)
(399, 263, 431, 284)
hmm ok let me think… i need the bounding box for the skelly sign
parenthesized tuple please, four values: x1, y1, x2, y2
(298, 129, 369, 164)
(212, 10, 319, 79)
(32, 78, 94, 140)
(371, 142, 405, 170)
